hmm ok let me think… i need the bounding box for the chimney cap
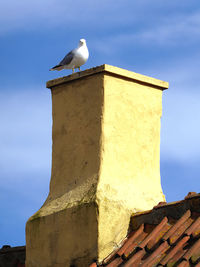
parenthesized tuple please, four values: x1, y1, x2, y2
(46, 64, 169, 90)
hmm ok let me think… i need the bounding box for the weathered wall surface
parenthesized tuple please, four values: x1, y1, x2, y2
(26, 65, 168, 266)
(26, 203, 98, 267)
(97, 73, 165, 259)
(100, 74, 164, 211)
(47, 74, 104, 202)
(26, 73, 104, 267)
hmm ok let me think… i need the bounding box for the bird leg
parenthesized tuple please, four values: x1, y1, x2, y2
(78, 67, 81, 71)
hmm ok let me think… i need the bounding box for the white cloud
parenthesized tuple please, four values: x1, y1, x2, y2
(0, 0, 134, 34)
(91, 10, 200, 56)
(138, 11, 200, 45)
(1, 0, 198, 36)
(144, 52, 200, 89)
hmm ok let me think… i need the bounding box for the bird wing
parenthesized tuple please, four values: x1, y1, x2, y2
(59, 50, 75, 66)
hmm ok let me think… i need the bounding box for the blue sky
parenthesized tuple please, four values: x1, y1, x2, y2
(1, 0, 200, 247)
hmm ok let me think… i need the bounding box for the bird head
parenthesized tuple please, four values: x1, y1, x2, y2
(79, 39, 86, 46)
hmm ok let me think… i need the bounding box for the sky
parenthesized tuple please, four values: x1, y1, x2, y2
(0, 0, 200, 247)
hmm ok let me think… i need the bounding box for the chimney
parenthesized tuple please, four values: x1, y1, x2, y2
(26, 65, 168, 266)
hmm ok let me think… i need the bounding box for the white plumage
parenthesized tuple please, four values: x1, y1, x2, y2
(50, 39, 89, 73)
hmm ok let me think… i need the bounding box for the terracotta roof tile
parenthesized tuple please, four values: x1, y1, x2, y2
(91, 193, 200, 267)
(123, 248, 145, 267)
(160, 235, 190, 265)
(162, 210, 191, 242)
(146, 223, 170, 251)
(123, 229, 147, 258)
(117, 224, 144, 256)
(106, 257, 123, 267)
(185, 216, 200, 236)
(182, 237, 200, 261)
(139, 217, 168, 249)
(140, 240, 169, 266)
(168, 217, 193, 245)
(177, 260, 190, 267)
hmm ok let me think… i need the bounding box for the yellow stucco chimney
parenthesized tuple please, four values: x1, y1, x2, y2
(26, 64, 168, 267)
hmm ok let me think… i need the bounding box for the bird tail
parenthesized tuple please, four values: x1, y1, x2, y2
(49, 65, 63, 71)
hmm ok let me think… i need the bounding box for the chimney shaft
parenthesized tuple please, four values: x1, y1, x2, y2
(26, 65, 168, 266)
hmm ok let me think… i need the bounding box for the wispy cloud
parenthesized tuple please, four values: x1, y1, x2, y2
(91, 10, 200, 55)
(143, 52, 200, 89)
(136, 11, 200, 46)
(1, 0, 199, 36)
(0, 0, 136, 34)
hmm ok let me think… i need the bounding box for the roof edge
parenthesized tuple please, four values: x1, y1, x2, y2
(131, 192, 200, 230)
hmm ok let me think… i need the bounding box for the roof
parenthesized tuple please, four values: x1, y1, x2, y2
(0, 245, 25, 267)
(46, 64, 169, 90)
(90, 192, 200, 267)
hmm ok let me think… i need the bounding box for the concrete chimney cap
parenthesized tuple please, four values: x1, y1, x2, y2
(46, 64, 169, 90)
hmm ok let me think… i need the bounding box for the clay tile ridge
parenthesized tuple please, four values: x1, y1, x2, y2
(153, 201, 167, 209)
(184, 191, 199, 200)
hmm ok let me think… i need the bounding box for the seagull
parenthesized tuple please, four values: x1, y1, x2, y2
(50, 39, 89, 73)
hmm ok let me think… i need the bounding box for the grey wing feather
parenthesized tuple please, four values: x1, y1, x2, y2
(59, 50, 75, 66)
